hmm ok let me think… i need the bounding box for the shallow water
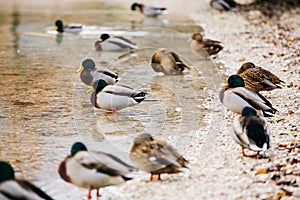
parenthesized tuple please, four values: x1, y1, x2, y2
(0, 0, 224, 199)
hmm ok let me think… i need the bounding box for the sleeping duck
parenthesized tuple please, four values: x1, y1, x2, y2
(219, 75, 277, 117)
(210, 0, 238, 11)
(130, 133, 188, 181)
(88, 79, 147, 113)
(0, 161, 53, 200)
(58, 142, 135, 199)
(231, 106, 271, 157)
(131, 2, 168, 17)
(94, 34, 137, 51)
(76, 58, 119, 86)
(237, 62, 285, 92)
(188, 32, 223, 56)
(151, 49, 191, 75)
(54, 19, 83, 33)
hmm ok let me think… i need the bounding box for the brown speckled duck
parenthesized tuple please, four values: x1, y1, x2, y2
(58, 142, 135, 199)
(151, 49, 191, 75)
(237, 62, 285, 92)
(189, 32, 223, 56)
(219, 75, 277, 117)
(130, 133, 188, 181)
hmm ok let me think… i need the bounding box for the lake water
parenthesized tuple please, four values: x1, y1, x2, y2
(0, 0, 225, 199)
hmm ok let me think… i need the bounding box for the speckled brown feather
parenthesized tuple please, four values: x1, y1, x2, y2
(151, 49, 189, 75)
(130, 133, 188, 176)
(190, 33, 223, 56)
(237, 62, 284, 92)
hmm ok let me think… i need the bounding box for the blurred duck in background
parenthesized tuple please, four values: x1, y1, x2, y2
(95, 33, 137, 51)
(131, 2, 168, 17)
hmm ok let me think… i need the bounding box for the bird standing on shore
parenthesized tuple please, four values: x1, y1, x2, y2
(231, 107, 271, 157)
(219, 75, 277, 117)
(131, 3, 168, 17)
(130, 133, 188, 181)
(237, 62, 285, 92)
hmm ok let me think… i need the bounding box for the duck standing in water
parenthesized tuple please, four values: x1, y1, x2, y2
(219, 75, 277, 117)
(76, 58, 119, 86)
(231, 107, 271, 157)
(237, 62, 285, 92)
(94, 34, 137, 51)
(131, 2, 168, 17)
(58, 142, 135, 199)
(0, 161, 54, 200)
(151, 49, 191, 75)
(130, 133, 188, 181)
(88, 79, 147, 113)
(189, 32, 223, 56)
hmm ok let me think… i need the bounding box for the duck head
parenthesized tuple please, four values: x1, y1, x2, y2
(225, 74, 245, 88)
(54, 19, 64, 33)
(0, 161, 15, 182)
(241, 106, 257, 117)
(70, 142, 88, 156)
(100, 34, 110, 42)
(76, 59, 96, 73)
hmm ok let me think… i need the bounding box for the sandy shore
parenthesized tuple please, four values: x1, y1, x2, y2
(104, 1, 300, 199)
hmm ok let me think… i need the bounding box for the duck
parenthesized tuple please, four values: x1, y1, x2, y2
(210, 0, 238, 11)
(88, 79, 147, 112)
(237, 62, 285, 92)
(94, 34, 137, 51)
(0, 161, 54, 200)
(76, 58, 119, 86)
(231, 106, 271, 157)
(131, 2, 168, 17)
(58, 142, 135, 199)
(151, 49, 191, 75)
(54, 19, 83, 33)
(130, 133, 188, 181)
(219, 75, 277, 117)
(188, 32, 223, 56)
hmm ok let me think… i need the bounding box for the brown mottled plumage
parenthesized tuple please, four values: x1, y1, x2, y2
(189, 33, 223, 56)
(151, 49, 190, 75)
(130, 133, 188, 181)
(237, 62, 285, 92)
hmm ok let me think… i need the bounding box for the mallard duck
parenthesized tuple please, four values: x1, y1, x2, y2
(210, 0, 238, 11)
(58, 142, 135, 199)
(0, 161, 53, 200)
(88, 79, 147, 112)
(54, 19, 83, 33)
(189, 32, 223, 56)
(237, 62, 285, 92)
(151, 49, 191, 75)
(94, 34, 137, 51)
(130, 133, 188, 181)
(76, 58, 118, 86)
(131, 2, 168, 17)
(231, 106, 271, 157)
(219, 75, 277, 117)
